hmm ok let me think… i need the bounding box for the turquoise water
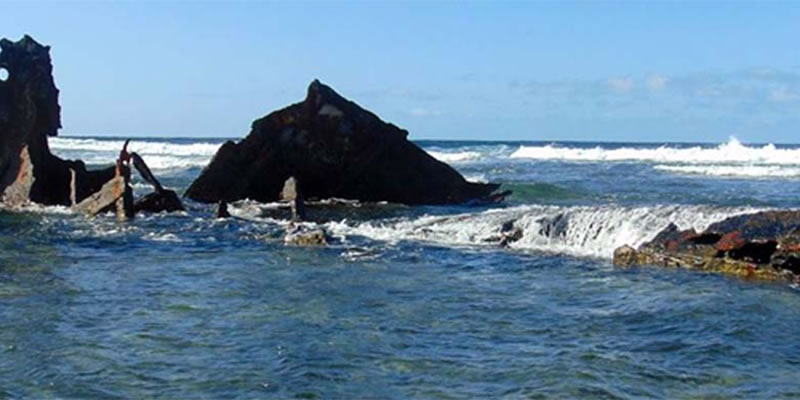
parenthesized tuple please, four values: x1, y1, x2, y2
(1, 137, 799, 398)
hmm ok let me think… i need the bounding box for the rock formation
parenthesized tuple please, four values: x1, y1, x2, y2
(613, 211, 800, 283)
(0, 35, 116, 207)
(186, 80, 508, 205)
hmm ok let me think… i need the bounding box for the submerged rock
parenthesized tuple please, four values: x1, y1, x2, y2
(613, 210, 800, 282)
(0, 35, 116, 208)
(186, 80, 508, 205)
(613, 245, 637, 266)
(284, 224, 328, 246)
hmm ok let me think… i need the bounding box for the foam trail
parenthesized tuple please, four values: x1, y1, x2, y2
(325, 204, 764, 258)
(510, 138, 800, 165)
(655, 165, 800, 178)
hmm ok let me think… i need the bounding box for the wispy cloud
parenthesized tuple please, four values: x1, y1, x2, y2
(509, 68, 800, 123)
(769, 87, 800, 102)
(647, 75, 668, 90)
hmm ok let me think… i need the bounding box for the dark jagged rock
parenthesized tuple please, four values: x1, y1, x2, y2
(613, 210, 800, 282)
(186, 80, 508, 205)
(133, 189, 184, 214)
(115, 139, 184, 214)
(0, 35, 115, 207)
(216, 201, 231, 219)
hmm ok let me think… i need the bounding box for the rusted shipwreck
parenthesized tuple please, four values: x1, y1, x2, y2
(0, 35, 181, 218)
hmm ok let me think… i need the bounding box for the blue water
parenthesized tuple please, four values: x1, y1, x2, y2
(1, 137, 799, 398)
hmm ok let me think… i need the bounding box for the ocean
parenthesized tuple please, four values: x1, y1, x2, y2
(2, 136, 799, 398)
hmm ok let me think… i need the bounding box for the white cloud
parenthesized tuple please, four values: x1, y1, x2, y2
(607, 77, 634, 92)
(647, 75, 668, 90)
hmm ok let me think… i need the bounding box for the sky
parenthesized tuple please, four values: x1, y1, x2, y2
(2, 0, 799, 143)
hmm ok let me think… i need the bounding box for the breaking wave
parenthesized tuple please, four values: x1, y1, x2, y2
(49, 137, 223, 172)
(324, 204, 763, 258)
(510, 138, 800, 165)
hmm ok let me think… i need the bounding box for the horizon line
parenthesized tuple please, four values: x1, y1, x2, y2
(56, 134, 798, 146)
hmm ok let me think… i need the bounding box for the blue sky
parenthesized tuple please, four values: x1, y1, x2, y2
(3, 1, 799, 142)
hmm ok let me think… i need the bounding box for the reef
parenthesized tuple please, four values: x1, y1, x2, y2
(613, 210, 800, 283)
(185, 80, 508, 205)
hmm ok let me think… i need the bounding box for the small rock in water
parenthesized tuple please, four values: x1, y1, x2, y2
(284, 224, 328, 246)
(613, 245, 638, 266)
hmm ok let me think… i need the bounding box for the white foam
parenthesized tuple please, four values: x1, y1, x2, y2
(426, 150, 482, 163)
(654, 165, 800, 178)
(324, 204, 764, 259)
(465, 173, 489, 183)
(0, 203, 74, 215)
(510, 138, 800, 166)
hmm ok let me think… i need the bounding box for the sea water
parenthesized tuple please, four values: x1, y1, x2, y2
(1, 137, 799, 398)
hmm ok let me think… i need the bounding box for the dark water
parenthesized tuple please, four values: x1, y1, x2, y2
(1, 137, 799, 398)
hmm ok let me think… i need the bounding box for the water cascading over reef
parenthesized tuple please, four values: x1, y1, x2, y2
(0, 35, 116, 207)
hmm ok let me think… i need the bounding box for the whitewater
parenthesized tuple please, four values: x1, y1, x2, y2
(4, 136, 800, 399)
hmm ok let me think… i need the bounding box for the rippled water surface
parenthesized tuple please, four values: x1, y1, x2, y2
(1, 137, 800, 398)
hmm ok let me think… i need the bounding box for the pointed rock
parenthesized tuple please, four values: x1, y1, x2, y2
(185, 80, 507, 205)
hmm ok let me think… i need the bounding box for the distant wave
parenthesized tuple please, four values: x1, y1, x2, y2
(322, 204, 762, 258)
(49, 137, 222, 156)
(510, 138, 800, 165)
